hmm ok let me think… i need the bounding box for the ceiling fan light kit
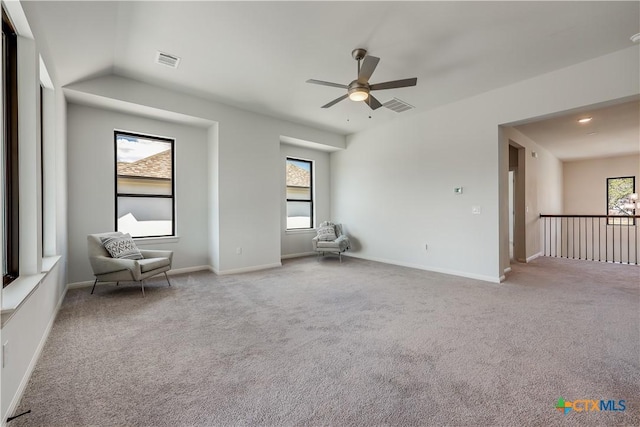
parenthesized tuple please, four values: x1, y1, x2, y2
(307, 48, 417, 111)
(348, 81, 369, 101)
(349, 90, 369, 102)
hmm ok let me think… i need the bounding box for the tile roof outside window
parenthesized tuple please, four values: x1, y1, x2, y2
(117, 149, 172, 180)
(286, 162, 310, 187)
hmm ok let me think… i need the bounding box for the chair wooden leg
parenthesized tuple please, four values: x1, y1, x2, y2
(141, 280, 145, 298)
(91, 278, 98, 294)
(164, 272, 171, 287)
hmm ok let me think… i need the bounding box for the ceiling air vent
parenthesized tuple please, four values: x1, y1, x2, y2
(155, 51, 180, 69)
(382, 98, 414, 113)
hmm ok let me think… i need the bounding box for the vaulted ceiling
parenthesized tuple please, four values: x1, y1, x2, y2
(22, 1, 640, 150)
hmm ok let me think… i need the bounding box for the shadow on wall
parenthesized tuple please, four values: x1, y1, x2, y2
(347, 236, 362, 252)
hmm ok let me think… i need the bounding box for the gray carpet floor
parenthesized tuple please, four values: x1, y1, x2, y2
(10, 256, 640, 426)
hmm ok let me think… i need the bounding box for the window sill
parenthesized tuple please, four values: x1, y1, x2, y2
(134, 236, 180, 245)
(1, 255, 61, 316)
(42, 255, 60, 272)
(286, 228, 317, 234)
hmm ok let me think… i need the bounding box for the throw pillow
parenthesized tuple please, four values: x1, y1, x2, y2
(317, 225, 337, 241)
(101, 234, 143, 260)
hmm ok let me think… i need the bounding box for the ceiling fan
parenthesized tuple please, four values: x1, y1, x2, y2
(306, 48, 417, 110)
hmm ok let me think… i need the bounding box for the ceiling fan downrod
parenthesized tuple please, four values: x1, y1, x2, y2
(352, 48, 367, 75)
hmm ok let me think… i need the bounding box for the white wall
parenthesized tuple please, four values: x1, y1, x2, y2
(502, 126, 563, 263)
(331, 46, 639, 282)
(563, 154, 640, 214)
(1, 262, 65, 423)
(64, 74, 345, 275)
(66, 104, 211, 283)
(333, 105, 501, 281)
(280, 144, 331, 257)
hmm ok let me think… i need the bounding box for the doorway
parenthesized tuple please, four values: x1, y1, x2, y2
(508, 170, 514, 260)
(509, 143, 526, 263)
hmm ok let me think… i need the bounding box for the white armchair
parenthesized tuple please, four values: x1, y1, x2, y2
(87, 232, 173, 297)
(312, 221, 351, 262)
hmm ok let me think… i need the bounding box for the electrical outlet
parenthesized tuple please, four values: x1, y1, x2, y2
(472, 206, 482, 215)
(425, 244, 428, 251)
(236, 247, 242, 255)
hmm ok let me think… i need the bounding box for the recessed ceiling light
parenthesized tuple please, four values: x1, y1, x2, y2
(578, 117, 592, 124)
(631, 33, 640, 43)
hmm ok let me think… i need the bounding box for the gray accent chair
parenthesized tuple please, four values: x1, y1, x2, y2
(312, 221, 351, 262)
(87, 232, 173, 297)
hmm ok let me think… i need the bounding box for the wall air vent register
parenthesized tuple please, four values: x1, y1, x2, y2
(155, 51, 180, 69)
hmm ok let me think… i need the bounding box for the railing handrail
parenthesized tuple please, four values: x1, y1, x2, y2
(540, 214, 638, 265)
(540, 214, 640, 219)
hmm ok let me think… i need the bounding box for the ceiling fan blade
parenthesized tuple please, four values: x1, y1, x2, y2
(358, 55, 380, 83)
(365, 94, 383, 110)
(307, 79, 348, 89)
(370, 77, 417, 91)
(321, 94, 349, 108)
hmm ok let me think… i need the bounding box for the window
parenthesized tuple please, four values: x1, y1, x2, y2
(607, 176, 636, 225)
(286, 157, 313, 229)
(3, 8, 19, 287)
(115, 131, 175, 238)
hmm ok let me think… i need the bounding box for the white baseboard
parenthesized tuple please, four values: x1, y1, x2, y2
(67, 280, 94, 289)
(281, 252, 315, 260)
(167, 265, 212, 275)
(499, 266, 512, 283)
(67, 265, 213, 289)
(526, 252, 542, 263)
(213, 262, 282, 276)
(345, 253, 502, 284)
